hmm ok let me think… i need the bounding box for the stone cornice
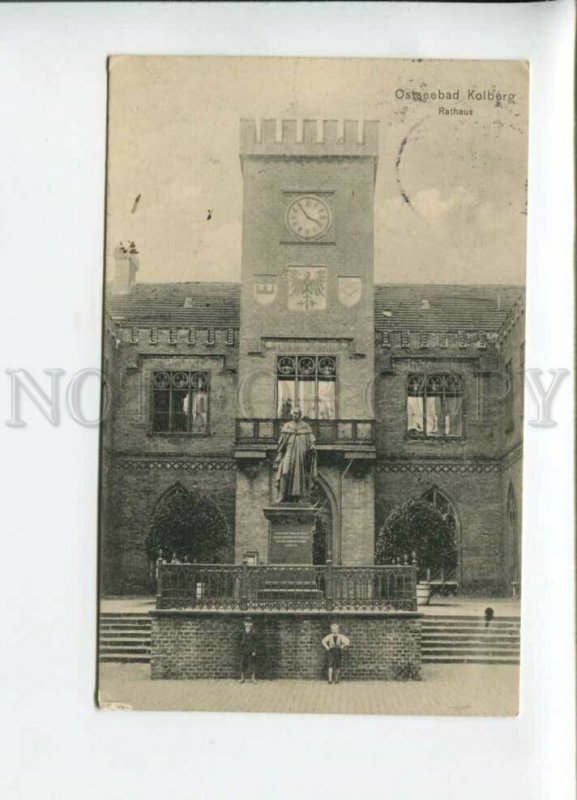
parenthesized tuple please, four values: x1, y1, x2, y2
(376, 459, 501, 475)
(377, 330, 498, 351)
(115, 456, 237, 472)
(116, 326, 238, 348)
(113, 451, 522, 475)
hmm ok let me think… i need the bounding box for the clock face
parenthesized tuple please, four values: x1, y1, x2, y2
(285, 195, 332, 240)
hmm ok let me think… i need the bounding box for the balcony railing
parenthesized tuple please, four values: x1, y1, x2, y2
(235, 418, 375, 447)
(156, 563, 417, 612)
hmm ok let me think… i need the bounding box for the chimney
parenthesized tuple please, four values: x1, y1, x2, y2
(113, 241, 139, 294)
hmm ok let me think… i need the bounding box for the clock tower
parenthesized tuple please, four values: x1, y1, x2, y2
(235, 118, 379, 567)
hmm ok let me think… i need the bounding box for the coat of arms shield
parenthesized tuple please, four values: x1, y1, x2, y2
(338, 277, 362, 307)
(254, 275, 277, 306)
(287, 267, 327, 311)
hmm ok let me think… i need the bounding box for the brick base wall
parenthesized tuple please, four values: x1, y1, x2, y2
(151, 611, 422, 681)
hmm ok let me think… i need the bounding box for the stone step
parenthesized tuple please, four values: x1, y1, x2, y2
(423, 644, 519, 654)
(423, 656, 519, 665)
(422, 633, 520, 643)
(423, 626, 520, 634)
(100, 622, 151, 631)
(99, 629, 151, 637)
(424, 619, 519, 624)
(423, 620, 520, 626)
(423, 646, 520, 653)
(423, 616, 520, 623)
(423, 645, 518, 656)
(423, 614, 519, 621)
(100, 644, 150, 653)
(100, 614, 151, 620)
(99, 654, 151, 664)
(422, 624, 520, 633)
(100, 639, 151, 649)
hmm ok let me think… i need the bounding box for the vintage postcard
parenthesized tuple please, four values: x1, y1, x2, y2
(98, 56, 528, 715)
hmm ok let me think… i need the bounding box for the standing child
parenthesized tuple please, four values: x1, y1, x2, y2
(238, 619, 258, 684)
(322, 623, 351, 684)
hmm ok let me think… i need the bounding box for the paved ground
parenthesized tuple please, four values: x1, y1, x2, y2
(100, 596, 521, 618)
(97, 663, 519, 716)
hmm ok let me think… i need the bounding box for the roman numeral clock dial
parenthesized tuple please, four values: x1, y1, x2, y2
(286, 195, 332, 240)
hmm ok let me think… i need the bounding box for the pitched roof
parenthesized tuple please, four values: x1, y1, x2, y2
(105, 282, 241, 327)
(105, 281, 524, 333)
(374, 284, 524, 333)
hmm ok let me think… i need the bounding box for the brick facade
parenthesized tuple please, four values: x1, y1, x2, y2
(99, 118, 525, 597)
(151, 611, 422, 681)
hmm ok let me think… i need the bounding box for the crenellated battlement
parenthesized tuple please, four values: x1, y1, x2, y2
(240, 118, 379, 158)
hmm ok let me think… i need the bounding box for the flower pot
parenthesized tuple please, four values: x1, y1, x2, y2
(416, 581, 432, 606)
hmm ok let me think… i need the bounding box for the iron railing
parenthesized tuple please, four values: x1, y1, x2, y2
(235, 418, 375, 446)
(157, 562, 417, 612)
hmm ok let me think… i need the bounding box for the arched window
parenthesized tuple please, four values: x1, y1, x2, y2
(423, 486, 455, 521)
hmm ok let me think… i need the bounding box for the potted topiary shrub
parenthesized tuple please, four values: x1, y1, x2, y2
(376, 500, 457, 606)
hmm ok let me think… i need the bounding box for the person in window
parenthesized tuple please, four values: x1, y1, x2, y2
(281, 397, 293, 419)
(238, 619, 258, 684)
(321, 623, 351, 684)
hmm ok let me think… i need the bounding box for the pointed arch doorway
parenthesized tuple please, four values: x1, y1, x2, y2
(422, 486, 462, 584)
(310, 479, 336, 565)
(146, 482, 231, 564)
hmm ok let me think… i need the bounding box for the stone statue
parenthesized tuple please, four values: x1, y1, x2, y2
(274, 409, 317, 503)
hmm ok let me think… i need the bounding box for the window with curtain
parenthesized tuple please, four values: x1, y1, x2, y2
(407, 373, 464, 438)
(277, 355, 336, 419)
(151, 370, 209, 434)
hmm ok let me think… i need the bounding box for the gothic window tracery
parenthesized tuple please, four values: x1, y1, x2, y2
(151, 370, 209, 434)
(407, 372, 464, 438)
(276, 355, 336, 419)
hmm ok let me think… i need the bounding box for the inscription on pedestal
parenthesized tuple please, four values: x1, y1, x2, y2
(270, 529, 312, 564)
(263, 504, 317, 565)
(262, 505, 321, 598)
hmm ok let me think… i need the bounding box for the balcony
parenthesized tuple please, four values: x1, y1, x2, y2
(235, 418, 375, 456)
(157, 563, 417, 612)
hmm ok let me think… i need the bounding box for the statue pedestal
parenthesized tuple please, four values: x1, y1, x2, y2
(264, 504, 317, 564)
(261, 504, 321, 602)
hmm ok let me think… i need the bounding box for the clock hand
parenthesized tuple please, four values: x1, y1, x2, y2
(298, 203, 322, 226)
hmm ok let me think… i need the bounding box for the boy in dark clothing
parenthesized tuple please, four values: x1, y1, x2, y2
(239, 619, 258, 684)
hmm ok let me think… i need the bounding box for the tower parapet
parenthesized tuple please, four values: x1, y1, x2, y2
(240, 118, 379, 159)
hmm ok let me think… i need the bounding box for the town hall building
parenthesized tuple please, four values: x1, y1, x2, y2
(100, 119, 524, 599)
